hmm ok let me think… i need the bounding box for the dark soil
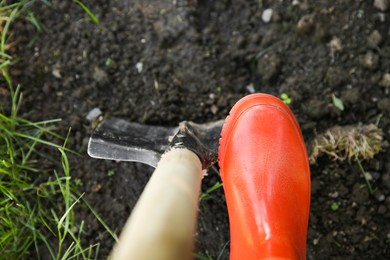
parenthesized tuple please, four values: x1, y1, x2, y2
(6, 0, 390, 259)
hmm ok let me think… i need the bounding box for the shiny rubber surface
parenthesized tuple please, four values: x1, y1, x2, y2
(219, 94, 311, 260)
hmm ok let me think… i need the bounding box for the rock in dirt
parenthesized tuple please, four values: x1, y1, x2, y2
(360, 51, 380, 70)
(246, 83, 255, 93)
(292, 0, 300, 6)
(328, 191, 339, 198)
(262, 9, 273, 23)
(329, 37, 343, 59)
(377, 98, 390, 113)
(52, 69, 62, 79)
(135, 62, 143, 73)
(209, 105, 218, 114)
(374, 0, 389, 11)
(93, 67, 108, 83)
(297, 14, 315, 34)
(373, 190, 386, 202)
(367, 30, 382, 48)
(257, 53, 281, 82)
(86, 108, 102, 122)
(329, 37, 343, 52)
(380, 73, 390, 88)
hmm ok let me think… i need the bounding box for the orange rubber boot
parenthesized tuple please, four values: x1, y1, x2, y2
(219, 94, 311, 260)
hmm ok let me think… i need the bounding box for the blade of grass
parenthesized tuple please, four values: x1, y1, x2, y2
(82, 197, 119, 242)
(27, 11, 44, 32)
(355, 155, 375, 194)
(74, 0, 101, 27)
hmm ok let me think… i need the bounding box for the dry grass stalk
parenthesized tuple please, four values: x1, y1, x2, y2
(310, 124, 383, 164)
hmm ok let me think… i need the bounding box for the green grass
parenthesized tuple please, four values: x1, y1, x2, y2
(0, 85, 100, 259)
(199, 166, 223, 211)
(0, 85, 112, 259)
(0, 1, 115, 259)
(194, 240, 229, 260)
(74, 0, 102, 28)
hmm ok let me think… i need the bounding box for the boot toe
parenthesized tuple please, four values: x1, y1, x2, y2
(218, 94, 310, 260)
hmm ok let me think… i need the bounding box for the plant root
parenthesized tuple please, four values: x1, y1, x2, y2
(309, 124, 383, 164)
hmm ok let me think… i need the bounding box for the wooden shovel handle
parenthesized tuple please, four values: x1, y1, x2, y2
(110, 148, 203, 260)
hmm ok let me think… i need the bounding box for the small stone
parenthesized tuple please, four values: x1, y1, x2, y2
(297, 14, 315, 34)
(329, 37, 343, 52)
(365, 172, 373, 181)
(374, 0, 389, 11)
(374, 190, 385, 202)
(93, 67, 108, 82)
(377, 98, 390, 113)
(380, 73, 390, 88)
(257, 53, 281, 81)
(360, 217, 366, 226)
(367, 30, 382, 48)
(52, 69, 62, 79)
(376, 193, 386, 202)
(361, 51, 379, 70)
(262, 9, 273, 23)
(313, 238, 319, 245)
(246, 83, 255, 93)
(86, 108, 102, 121)
(135, 62, 143, 73)
(91, 183, 102, 192)
(328, 191, 339, 198)
(210, 105, 218, 114)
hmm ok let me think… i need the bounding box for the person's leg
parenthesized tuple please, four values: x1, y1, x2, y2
(219, 94, 311, 260)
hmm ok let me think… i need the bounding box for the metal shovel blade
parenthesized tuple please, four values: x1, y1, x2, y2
(88, 118, 224, 168)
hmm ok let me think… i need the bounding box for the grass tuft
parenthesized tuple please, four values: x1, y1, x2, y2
(310, 124, 383, 163)
(0, 1, 114, 258)
(310, 124, 383, 194)
(0, 83, 106, 259)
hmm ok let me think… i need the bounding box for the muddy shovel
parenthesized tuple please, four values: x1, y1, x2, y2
(88, 118, 224, 260)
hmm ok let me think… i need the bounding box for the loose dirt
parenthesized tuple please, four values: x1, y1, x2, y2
(7, 0, 390, 259)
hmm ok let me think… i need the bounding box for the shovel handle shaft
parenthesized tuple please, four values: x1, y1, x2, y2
(110, 148, 203, 260)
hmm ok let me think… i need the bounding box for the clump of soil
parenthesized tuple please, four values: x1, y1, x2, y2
(10, 0, 390, 259)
